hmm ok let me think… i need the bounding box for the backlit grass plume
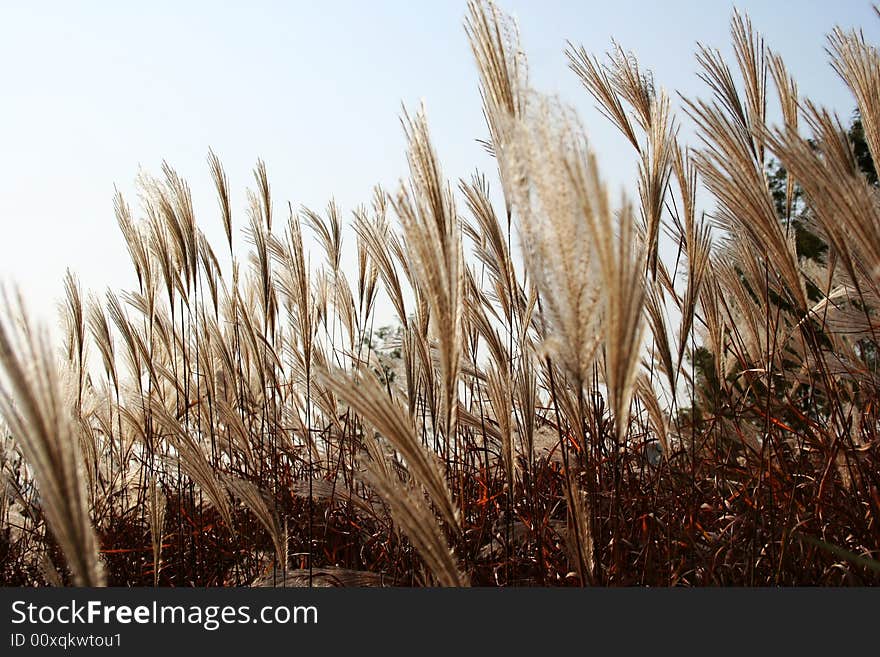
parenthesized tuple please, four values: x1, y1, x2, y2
(1, 0, 879, 587)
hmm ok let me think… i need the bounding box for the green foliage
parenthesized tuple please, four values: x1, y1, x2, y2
(363, 325, 403, 386)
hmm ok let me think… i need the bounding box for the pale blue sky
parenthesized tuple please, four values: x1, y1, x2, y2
(1, 1, 877, 326)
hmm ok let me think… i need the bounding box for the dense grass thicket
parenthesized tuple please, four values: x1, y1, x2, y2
(2, 1, 880, 586)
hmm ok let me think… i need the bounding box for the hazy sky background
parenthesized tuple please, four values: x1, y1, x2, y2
(1, 1, 878, 329)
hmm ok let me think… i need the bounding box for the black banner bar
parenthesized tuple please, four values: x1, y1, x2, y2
(0, 587, 872, 655)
